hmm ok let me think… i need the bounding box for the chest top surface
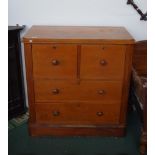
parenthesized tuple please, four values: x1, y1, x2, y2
(23, 26, 135, 44)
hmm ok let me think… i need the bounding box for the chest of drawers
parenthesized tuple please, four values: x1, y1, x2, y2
(23, 26, 134, 136)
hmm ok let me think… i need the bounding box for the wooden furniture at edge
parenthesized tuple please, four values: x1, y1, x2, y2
(8, 25, 26, 119)
(23, 26, 135, 136)
(131, 40, 147, 155)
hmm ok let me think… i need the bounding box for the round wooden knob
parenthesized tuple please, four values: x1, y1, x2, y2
(52, 89, 59, 94)
(52, 111, 60, 116)
(100, 60, 107, 65)
(96, 112, 104, 116)
(52, 45, 57, 49)
(102, 47, 105, 50)
(52, 59, 59, 65)
(98, 90, 105, 95)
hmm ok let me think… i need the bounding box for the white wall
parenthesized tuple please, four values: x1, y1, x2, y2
(8, 0, 147, 41)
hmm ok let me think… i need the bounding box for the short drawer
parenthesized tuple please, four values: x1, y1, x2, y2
(32, 44, 77, 79)
(35, 103, 121, 125)
(34, 80, 123, 102)
(80, 45, 125, 80)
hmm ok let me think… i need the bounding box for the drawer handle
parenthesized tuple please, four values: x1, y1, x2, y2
(52, 89, 60, 94)
(52, 59, 59, 65)
(96, 112, 104, 116)
(98, 90, 105, 95)
(100, 59, 107, 66)
(102, 47, 105, 50)
(52, 45, 57, 49)
(52, 111, 60, 116)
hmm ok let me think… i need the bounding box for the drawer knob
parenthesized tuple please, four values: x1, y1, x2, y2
(100, 60, 107, 65)
(52, 89, 60, 94)
(96, 112, 104, 116)
(52, 45, 57, 49)
(98, 90, 105, 95)
(52, 111, 60, 116)
(102, 47, 105, 50)
(52, 59, 59, 65)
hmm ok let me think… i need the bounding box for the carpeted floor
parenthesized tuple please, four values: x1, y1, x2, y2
(8, 109, 142, 155)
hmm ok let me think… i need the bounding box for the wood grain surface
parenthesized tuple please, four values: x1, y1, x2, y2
(23, 26, 135, 136)
(23, 26, 134, 44)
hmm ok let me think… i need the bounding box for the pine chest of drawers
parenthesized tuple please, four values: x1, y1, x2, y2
(23, 26, 135, 136)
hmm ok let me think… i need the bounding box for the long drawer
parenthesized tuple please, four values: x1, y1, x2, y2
(34, 80, 123, 102)
(35, 102, 121, 125)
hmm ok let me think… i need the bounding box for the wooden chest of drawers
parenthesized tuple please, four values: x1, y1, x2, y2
(23, 26, 134, 136)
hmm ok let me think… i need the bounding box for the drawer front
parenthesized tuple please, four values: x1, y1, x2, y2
(80, 45, 125, 80)
(35, 103, 120, 125)
(32, 44, 77, 79)
(34, 80, 122, 102)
